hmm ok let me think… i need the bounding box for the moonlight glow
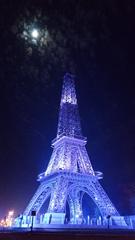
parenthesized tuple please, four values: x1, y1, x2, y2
(31, 29, 39, 39)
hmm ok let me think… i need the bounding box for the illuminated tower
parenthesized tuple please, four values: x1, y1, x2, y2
(23, 73, 121, 225)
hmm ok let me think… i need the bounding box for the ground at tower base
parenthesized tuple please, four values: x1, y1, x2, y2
(1, 228, 135, 240)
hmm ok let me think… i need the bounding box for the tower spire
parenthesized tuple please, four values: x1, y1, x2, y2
(57, 73, 83, 139)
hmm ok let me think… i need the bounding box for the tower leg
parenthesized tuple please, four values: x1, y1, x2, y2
(45, 176, 68, 224)
(88, 181, 119, 216)
(23, 183, 51, 216)
(70, 189, 83, 224)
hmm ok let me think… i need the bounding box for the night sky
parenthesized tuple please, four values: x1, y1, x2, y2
(0, 0, 135, 218)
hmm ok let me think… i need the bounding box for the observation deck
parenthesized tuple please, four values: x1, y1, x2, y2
(52, 133, 87, 147)
(37, 170, 103, 182)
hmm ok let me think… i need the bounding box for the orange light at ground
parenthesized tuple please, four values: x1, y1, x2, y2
(0, 210, 15, 227)
(7, 210, 14, 227)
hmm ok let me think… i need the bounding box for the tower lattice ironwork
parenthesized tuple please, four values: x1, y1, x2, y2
(23, 73, 123, 225)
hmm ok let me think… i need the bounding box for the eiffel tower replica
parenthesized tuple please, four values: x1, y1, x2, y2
(23, 73, 125, 225)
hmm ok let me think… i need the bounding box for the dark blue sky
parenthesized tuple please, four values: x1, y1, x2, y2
(0, 0, 135, 218)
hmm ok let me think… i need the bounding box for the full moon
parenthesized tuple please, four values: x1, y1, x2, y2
(31, 29, 39, 38)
